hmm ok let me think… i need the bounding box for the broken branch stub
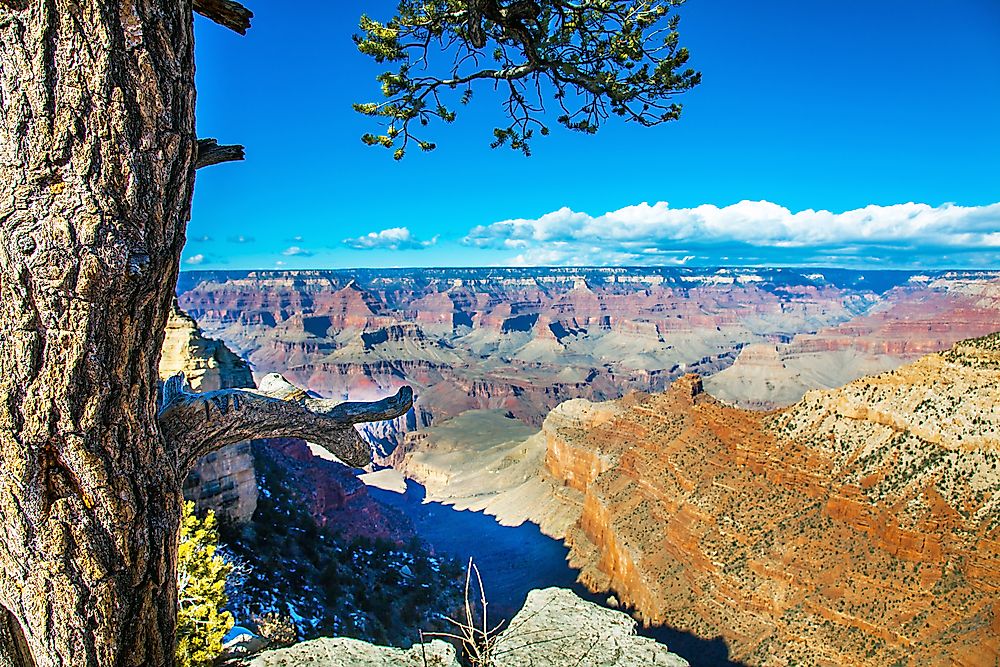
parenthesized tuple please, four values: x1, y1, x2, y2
(159, 372, 413, 469)
(195, 138, 245, 169)
(193, 0, 253, 34)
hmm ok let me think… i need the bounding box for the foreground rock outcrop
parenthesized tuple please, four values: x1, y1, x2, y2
(246, 588, 689, 667)
(247, 636, 459, 667)
(493, 588, 689, 667)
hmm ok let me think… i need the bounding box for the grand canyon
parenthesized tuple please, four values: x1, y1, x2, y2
(394, 337, 1000, 665)
(176, 268, 1000, 434)
(171, 267, 1000, 665)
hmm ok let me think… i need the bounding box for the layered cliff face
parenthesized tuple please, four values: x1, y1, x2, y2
(160, 304, 259, 523)
(548, 335, 1000, 666)
(258, 438, 413, 544)
(160, 303, 255, 390)
(706, 277, 1000, 409)
(177, 267, 958, 450)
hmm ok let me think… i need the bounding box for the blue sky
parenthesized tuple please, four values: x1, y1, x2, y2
(187, 0, 1000, 270)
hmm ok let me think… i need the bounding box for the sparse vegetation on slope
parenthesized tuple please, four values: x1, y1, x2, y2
(219, 442, 465, 647)
(536, 339, 1000, 665)
(942, 330, 1000, 369)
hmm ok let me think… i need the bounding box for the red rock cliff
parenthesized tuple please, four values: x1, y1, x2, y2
(545, 334, 1000, 666)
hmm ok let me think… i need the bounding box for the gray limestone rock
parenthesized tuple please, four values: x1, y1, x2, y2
(493, 588, 689, 667)
(246, 636, 460, 667)
(246, 588, 688, 666)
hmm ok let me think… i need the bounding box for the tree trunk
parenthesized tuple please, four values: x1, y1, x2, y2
(0, 2, 408, 664)
(0, 1, 196, 664)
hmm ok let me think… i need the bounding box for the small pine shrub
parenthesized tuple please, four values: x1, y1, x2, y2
(176, 501, 235, 667)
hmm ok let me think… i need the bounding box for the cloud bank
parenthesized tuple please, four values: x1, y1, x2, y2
(344, 227, 439, 251)
(462, 201, 1000, 267)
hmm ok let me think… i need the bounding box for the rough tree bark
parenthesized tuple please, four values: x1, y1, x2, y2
(0, 2, 407, 665)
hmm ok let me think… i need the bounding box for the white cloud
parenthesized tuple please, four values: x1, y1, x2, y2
(344, 227, 439, 251)
(184, 254, 205, 266)
(462, 200, 1000, 267)
(227, 235, 254, 243)
(282, 246, 313, 257)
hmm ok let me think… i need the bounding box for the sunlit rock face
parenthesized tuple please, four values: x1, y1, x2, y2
(159, 303, 258, 523)
(494, 587, 689, 667)
(542, 335, 1000, 666)
(246, 637, 460, 667)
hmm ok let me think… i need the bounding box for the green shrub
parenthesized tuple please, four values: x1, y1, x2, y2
(176, 501, 235, 667)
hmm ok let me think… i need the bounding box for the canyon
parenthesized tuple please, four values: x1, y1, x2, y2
(172, 267, 1000, 664)
(177, 269, 1000, 447)
(393, 335, 1000, 665)
(706, 275, 1000, 408)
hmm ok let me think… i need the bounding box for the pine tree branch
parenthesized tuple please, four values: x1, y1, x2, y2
(193, 0, 253, 35)
(159, 372, 413, 469)
(195, 138, 245, 169)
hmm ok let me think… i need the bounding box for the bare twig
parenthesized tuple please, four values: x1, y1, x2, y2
(424, 558, 505, 667)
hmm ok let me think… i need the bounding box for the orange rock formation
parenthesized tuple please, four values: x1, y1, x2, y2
(547, 335, 1000, 666)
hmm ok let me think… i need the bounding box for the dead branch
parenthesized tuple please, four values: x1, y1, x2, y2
(193, 0, 253, 34)
(159, 372, 413, 469)
(425, 558, 505, 667)
(195, 138, 245, 169)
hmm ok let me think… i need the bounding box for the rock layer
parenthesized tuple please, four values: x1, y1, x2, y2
(177, 267, 934, 449)
(548, 335, 1000, 666)
(706, 278, 1000, 408)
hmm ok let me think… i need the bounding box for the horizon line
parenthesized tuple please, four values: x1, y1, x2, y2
(178, 265, 1000, 274)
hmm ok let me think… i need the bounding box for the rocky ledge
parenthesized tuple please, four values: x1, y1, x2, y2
(245, 587, 688, 667)
(160, 302, 259, 523)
